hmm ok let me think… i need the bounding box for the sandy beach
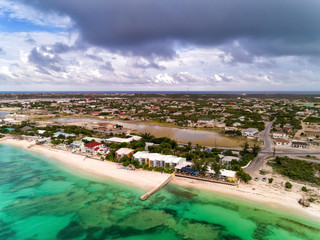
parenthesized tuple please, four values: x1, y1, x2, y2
(0, 138, 170, 191)
(2, 138, 320, 221)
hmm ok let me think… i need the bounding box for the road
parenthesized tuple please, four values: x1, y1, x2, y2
(244, 118, 320, 174)
(262, 120, 274, 152)
(244, 120, 274, 174)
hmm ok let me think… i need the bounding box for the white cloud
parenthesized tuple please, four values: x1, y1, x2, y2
(214, 73, 234, 82)
(155, 73, 178, 85)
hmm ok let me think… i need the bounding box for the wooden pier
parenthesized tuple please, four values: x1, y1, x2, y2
(175, 173, 237, 186)
(140, 173, 175, 201)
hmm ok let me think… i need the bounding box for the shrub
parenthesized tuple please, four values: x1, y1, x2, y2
(268, 178, 273, 183)
(260, 170, 266, 175)
(236, 169, 252, 183)
(285, 181, 292, 189)
(308, 198, 316, 203)
(123, 161, 130, 167)
(301, 186, 308, 192)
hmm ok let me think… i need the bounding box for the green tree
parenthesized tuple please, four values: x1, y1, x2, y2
(236, 169, 252, 183)
(251, 144, 261, 156)
(285, 181, 292, 189)
(211, 161, 222, 177)
(140, 132, 154, 141)
(192, 157, 208, 176)
(241, 142, 250, 156)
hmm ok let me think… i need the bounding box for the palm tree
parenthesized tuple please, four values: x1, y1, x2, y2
(211, 161, 222, 178)
(241, 142, 250, 156)
(192, 157, 208, 176)
(251, 144, 261, 156)
(140, 132, 154, 141)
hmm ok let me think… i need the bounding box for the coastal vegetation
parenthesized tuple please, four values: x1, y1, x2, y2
(285, 181, 293, 189)
(268, 156, 320, 185)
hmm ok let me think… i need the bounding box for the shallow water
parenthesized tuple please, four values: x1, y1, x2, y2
(55, 117, 239, 147)
(0, 144, 319, 240)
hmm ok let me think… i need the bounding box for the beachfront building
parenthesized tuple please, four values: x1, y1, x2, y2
(220, 169, 237, 181)
(82, 141, 104, 153)
(241, 128, 259, 137)
(133, 151, 186, 168)
(208, 168, 237, 181)
(115, 148, 134, 160)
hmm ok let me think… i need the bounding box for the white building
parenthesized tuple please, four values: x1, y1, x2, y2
(207, 168, 237, 181)
(241, 128, 259, 137)
(133, 151, 186, 168)
(273, 132, 287, 139)
(106, 135, 142, 144)
(115, 148, 134, 159)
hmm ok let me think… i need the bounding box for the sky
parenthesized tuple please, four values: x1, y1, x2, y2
(0, 0, 320, 91)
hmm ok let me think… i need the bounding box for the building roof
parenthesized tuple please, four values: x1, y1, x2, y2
(21, 126, 32, 131)
(242, 128, 259, 133)
(106, 136, 141, 143)
(222, 156, 240, 162)
(292, 141, 308, 146)
(175, 161, 190, 170)
(85, 141, 102, 148)
(220, 169, 236, 178)
(274, 138, 290, 143)
(107, 137, 132, 143)
(133, 151, 186, 164)
(116, 148, 134, 155)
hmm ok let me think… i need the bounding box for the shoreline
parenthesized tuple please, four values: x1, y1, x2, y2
(1, 138, 320, 221)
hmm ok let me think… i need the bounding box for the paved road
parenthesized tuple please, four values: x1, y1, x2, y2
(244, 120, 274, 173)
(262, 120, 274, 152)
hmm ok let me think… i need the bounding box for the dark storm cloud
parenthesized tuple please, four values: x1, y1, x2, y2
(101, 61, 114, 72)
(18, 0, 320, 59)
(86, 54, 104, 62)
(28, 47, 65, 74)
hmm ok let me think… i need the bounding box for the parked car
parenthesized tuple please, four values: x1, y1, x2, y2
(262, 177, 267, 182)
(254, 177, 259, 181)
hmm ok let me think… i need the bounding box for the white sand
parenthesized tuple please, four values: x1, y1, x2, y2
(2, 138, 320, 220)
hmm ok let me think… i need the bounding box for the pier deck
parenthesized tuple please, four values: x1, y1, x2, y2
(140, 173, 175, 200)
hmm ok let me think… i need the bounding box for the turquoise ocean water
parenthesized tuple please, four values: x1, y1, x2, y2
(0, 144, 319, 240)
